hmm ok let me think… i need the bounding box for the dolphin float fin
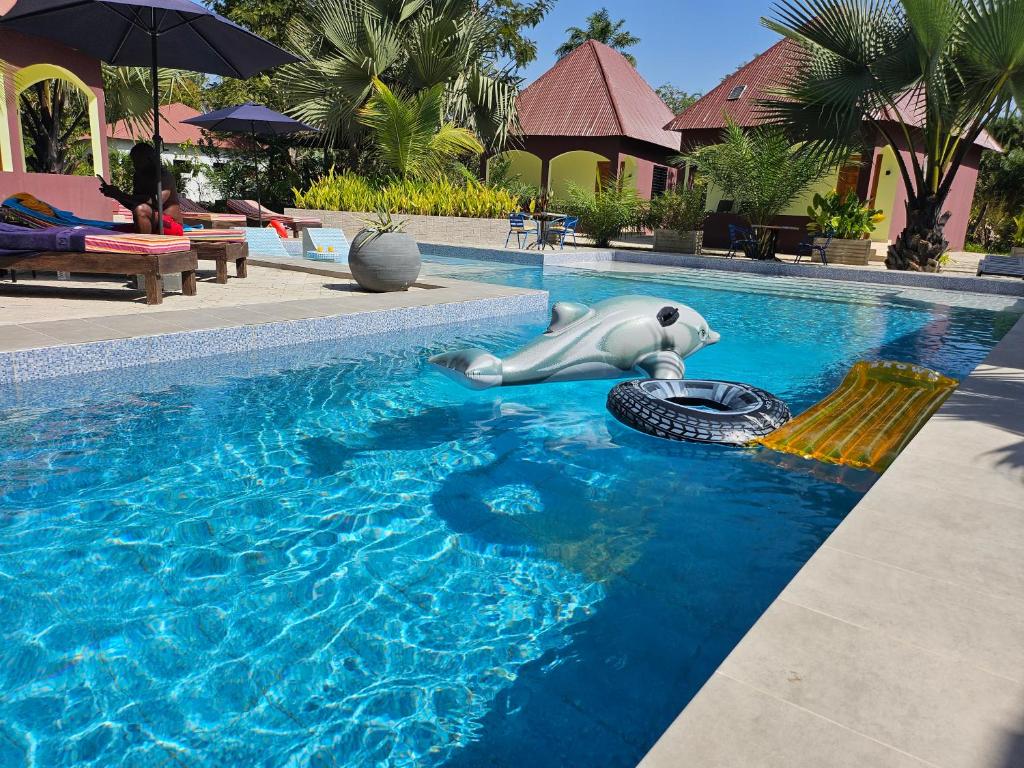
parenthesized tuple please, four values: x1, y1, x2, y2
(546, 301, 593, 334)
(636, 351, 686, 380)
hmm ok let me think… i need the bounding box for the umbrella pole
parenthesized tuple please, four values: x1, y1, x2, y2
(150, 29, 163, 235)
(252, 126, 262, 228)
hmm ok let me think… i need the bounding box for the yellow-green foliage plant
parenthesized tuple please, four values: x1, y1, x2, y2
(293, 170, 530, 219)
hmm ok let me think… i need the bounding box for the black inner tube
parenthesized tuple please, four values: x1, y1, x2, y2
(665, 396, 732, 412)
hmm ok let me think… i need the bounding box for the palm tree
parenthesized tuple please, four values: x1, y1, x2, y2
(357, 79, 484, 178)
(280, 0, 519, 152)
(555, 8, 640, 65)
(761, 0, 1024, 271)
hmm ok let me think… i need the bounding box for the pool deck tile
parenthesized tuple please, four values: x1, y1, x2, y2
(0, 259, 549, 381)
(640, 314, 1024, 768)
(640, 675, 935, 768)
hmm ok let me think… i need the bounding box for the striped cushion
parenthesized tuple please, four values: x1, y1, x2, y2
(186, 228, 246, 242)
(83, 233, 190, 255)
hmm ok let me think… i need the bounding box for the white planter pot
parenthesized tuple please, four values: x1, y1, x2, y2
(348, 231, 421, 292)
(654, 229, 703, 255)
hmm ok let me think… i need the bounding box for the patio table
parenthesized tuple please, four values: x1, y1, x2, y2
(527, 212, 567, 251)
(749, 224, 800, 261)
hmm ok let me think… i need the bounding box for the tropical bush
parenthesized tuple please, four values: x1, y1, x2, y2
(806, 190, 884, 240)
(686, 122, 829, 258)
(1013, 212, 1024, 248)
(357, 79, 484, 179)
(648, 182, 708, 233)
(293, 169, 528, 218)
(559, 180, 646, 247)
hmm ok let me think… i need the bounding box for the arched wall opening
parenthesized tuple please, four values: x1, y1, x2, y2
(486, 150, 542, 190)
(548, 150, 610, 202)
(14, 62, 104, 176)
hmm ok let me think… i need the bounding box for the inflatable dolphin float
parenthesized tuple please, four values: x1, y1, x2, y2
(429, 295, 719, 389)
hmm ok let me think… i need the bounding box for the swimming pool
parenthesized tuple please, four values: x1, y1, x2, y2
(0, 258, 1017, 767)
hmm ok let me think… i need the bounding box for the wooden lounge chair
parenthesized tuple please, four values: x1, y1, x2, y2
(178, 197, 249, 230)
(226, 199, 322, 236)
(193, 240, 248, 283)
(0, 248, 198, 305)
(0, 224, 199, 305)
(977, 254, 1024, 278)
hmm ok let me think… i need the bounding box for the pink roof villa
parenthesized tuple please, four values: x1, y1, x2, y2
(488, 40, 681, 201)
(0, 0, 112, 219)
(667, 38, 999, 252)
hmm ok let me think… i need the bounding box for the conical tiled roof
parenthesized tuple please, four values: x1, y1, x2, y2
(666, 38, 1000, 150)
(517, 40, 680, 151)
(665, 39, 799, 132)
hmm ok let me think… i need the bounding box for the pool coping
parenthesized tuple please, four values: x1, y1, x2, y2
(638, 311, 1024, 768)
(420, 242, 1024, 297)
(0, 261, 548, 384)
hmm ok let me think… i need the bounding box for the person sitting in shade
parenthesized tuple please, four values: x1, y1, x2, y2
(98, 142, 184, 235)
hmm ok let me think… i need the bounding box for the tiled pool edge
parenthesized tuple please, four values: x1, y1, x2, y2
(638, 311, 1024, 768)
(0, 291, 548, 384)
(422, 242, 1024, 297)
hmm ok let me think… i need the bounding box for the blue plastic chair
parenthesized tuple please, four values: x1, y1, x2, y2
(547, 215, 579, 249)
(795, 229, 834, 265)
(505, 213, 537, 249)
(726, 224, 757, 258)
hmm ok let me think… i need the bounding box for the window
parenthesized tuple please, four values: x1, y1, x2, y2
(651, 165, 669, 197)
(726, 85, 747, 100)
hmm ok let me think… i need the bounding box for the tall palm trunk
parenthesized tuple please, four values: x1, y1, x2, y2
(886, 195, 951, 272)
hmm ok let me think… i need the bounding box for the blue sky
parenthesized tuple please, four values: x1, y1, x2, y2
(517, 0, 784, 96)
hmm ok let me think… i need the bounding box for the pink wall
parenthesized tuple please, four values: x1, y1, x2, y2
(0, 29, 112, 219)
(868, 136, 981, 251)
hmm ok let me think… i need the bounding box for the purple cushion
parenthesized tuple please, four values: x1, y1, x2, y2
(0, 222, 111, 252)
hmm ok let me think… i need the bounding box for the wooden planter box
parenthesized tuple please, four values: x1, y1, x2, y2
(654, 229, 703, 255)
(1011, 246, 1024, 256)
(812, 237, 872, 265)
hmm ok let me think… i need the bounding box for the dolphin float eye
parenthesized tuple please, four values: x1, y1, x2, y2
(699, 328, 708, 340)
(657, 306, 679, 327)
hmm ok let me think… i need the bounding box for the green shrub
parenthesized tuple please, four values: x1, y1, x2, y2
(806, 190, 885, 239)
(292, 169, 529, 219)
(649, 182, 708, 233)
(558, 181, 647, 247)
(1013, 211, 1024, 247)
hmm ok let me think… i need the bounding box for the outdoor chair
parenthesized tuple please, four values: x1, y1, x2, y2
(179, 196, 248, 229)
(977, 254, 1024, 278)
(726, 224, 756, 258)
(226, 199, 322, 236)
(547, 216, 579, 249)
(795, 229, 834, 265)
(505, 213, 538, 249)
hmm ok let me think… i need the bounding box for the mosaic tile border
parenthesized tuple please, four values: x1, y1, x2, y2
(0, 292, 548, 385)
(421, 243, 1024, 297)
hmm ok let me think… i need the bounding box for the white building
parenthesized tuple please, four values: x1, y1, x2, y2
(105, 103, 237, 202)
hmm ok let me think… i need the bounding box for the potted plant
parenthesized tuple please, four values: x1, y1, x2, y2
(1011, 212, 1024, 256)
(806, 190, 885, 265)
(650, 182, 708, 254)
(348, 209, 421, 292)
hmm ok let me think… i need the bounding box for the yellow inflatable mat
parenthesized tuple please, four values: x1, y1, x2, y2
(754, 360, 957, 472)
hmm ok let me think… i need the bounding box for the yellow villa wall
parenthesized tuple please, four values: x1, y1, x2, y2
(548, 151, 608, 201)
(869, 146, 901, 242)
(487, 150, 542, 189)
(0, 61, 12, 172)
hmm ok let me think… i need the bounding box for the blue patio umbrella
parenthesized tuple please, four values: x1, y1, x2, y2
(0, 0, 299, 233)
(183, 103, 317, 226)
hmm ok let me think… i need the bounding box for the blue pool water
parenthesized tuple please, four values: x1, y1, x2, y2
(0, 258, 1017, 767)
